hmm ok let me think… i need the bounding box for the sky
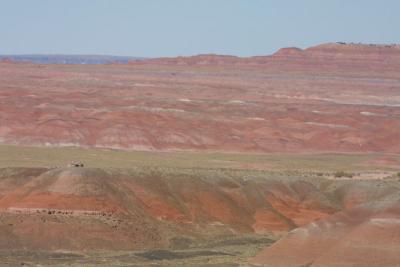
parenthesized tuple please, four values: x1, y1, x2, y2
(0, 0, 399, 57)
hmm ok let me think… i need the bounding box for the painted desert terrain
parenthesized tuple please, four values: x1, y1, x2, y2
(1, 42, 400, 153)
(0, 43, 400, 266)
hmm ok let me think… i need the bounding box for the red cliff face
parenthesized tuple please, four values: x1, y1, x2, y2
(1, 43, 400, 153)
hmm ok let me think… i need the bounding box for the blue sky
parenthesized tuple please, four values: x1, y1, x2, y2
(0, 0, 399, 57)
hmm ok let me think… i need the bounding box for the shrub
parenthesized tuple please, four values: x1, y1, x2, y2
(334, 171, 354, 178)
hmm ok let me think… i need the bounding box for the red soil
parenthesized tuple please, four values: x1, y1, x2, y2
(1, 43, 399, 153)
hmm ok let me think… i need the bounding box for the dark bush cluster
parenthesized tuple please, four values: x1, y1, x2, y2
(334, 171, 354, 178)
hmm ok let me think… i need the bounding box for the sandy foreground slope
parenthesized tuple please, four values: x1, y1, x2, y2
(250, 193, 400, 267)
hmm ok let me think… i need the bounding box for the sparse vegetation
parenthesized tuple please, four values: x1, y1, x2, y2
(0, 235, 275, 267)
(0, 144, 389, 173)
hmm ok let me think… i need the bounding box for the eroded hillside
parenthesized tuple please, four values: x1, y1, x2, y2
(0, 165, 398, 266)
(1, 43, 400, 153)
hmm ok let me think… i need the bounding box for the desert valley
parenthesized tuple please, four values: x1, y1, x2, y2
(0, 42, 400, 266)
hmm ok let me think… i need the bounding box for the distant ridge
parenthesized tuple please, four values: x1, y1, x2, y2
(129, 42, 400, 66)
(2, 43, 399, 65)
(0, 54, 145, 64)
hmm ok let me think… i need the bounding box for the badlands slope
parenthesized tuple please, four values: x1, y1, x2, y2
(1, 43, 400, 153)
(0, 164, 399, 266)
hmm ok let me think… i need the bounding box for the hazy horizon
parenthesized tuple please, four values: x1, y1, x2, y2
(1, 41, 399, 58)
(1, 0, 399, 57)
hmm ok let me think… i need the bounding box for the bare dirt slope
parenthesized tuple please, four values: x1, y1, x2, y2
(1, 43, 400, 153)
(0, 167, 323, 251)
(251, 196, 400, 267)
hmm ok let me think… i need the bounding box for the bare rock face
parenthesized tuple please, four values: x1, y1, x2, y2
(1, 43, 400, 153)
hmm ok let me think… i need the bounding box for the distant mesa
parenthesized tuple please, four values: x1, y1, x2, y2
(272, 47, 304, 56)
(1, 42, 399, 65)
(128, 42, 400, 66)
